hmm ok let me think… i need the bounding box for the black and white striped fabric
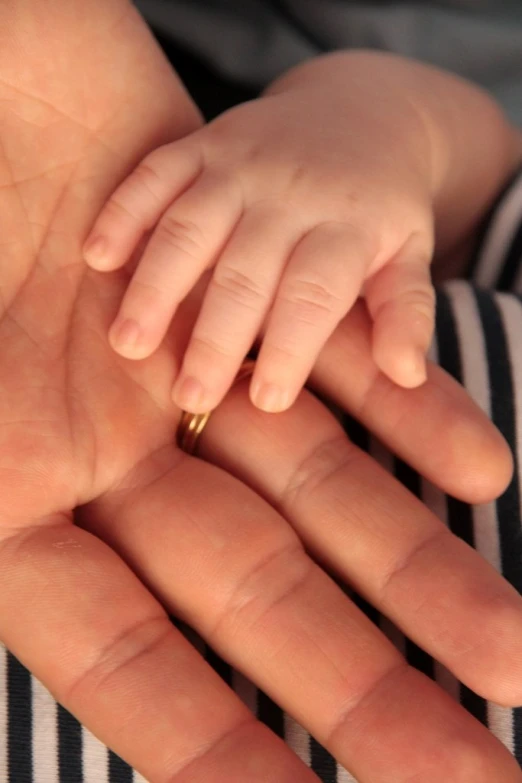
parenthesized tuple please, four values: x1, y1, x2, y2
(1, 170, 522, 781)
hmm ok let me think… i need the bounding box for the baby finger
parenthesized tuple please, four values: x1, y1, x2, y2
(251, 221, 376, 412)
(83, 139, 203, 272)
(367, 233, 435, 388)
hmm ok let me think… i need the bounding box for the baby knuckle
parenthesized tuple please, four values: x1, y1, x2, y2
(399, 286, 436, 318)
(212, 266, 267, 309)
(155, 214, 206, 259)
(143, 143, 175, 170)
(130, 276, 166, 301)
(189, 333, 236, 360)
(280, 278, 343, 320)
(258, 340, 304, 362)
(104, 194, 140, 223)
(130, 161, 164, 202)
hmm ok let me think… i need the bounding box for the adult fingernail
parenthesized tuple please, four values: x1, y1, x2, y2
(174, 375, 207, 412)
(251, 382, 288, 412)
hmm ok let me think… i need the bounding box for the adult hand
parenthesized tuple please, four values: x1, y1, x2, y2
(0, 3, 520, 782)
(197, 311, 521, 781)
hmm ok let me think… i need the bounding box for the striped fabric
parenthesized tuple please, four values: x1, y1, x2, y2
(2, 171, 522, 780)
(472, 167, 522, 292)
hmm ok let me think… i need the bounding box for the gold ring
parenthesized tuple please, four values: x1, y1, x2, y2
(176, 359, 256, 455)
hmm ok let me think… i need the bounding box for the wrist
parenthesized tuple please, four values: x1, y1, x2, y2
(423, 80, 518, 257)
(265, 50, 522, 268)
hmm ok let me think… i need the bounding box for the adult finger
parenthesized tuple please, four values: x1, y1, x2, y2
(0, 513, 319, 783)
(307, 299, 512, 502)
(87, 445, 522, 783)
(201, 381, 522, 708)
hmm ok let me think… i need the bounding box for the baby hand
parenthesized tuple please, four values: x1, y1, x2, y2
(83, 74, 436, 413)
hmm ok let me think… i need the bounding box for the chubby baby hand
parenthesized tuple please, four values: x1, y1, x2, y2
(83, 82, 436, 413)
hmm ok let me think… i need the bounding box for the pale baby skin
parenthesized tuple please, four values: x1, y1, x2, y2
(83, 51, 521, 414)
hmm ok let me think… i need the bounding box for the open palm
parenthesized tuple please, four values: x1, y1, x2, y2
(0, 4, 521, 782)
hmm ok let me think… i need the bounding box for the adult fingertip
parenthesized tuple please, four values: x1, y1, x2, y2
(447, 411, 513, 504)
(467, 595, 522, 708)
(473, 427, 513, 504)
(389, 363, 514, 504)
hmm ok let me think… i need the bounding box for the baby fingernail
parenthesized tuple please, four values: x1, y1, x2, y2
(413, 348, 427, 382)
(401, 348, 427, 387)
(110, 317, 142, 356)
(251, 382, 287, 413)
(83, 236, 110, 269)
(174, 375, 207, 412)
